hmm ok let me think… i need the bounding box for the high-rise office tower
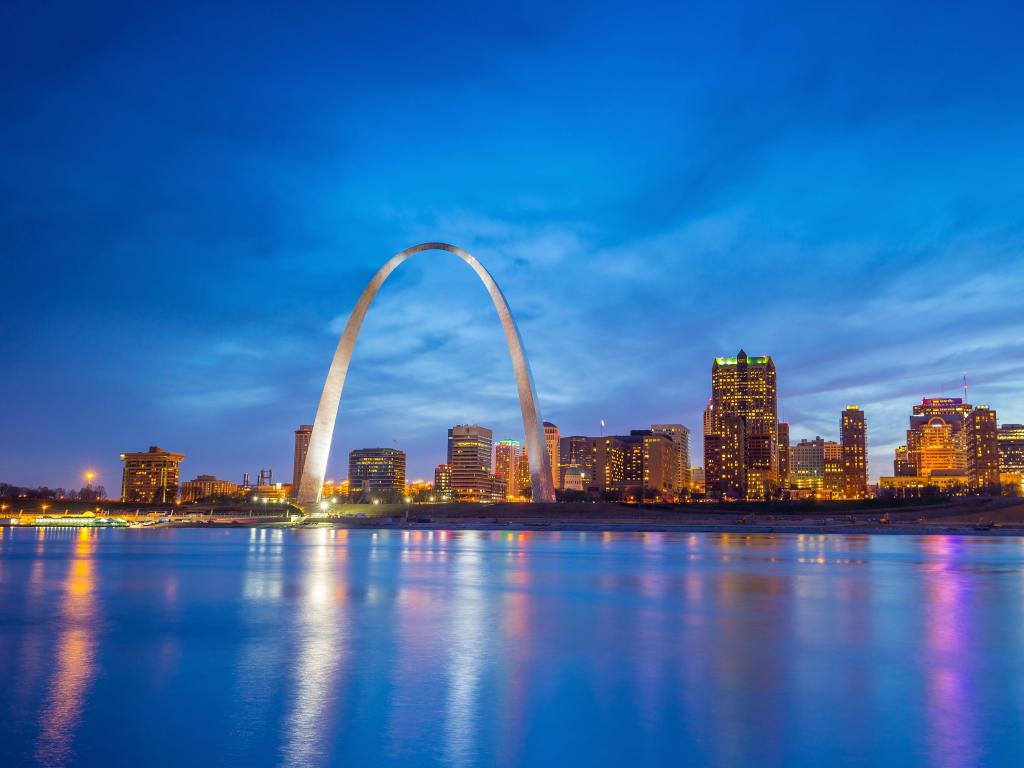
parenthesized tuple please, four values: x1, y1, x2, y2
(433, 464, 452, 501)
(560, 435, 595, 491)
(348, 448, 406, 497)
(966, 406, 1000, 491)
(999, 424, 1024, 473)
(704, 411, 746, 498)
(706, 350, 777, 498)
(120, 446, 185, 504)
(293, 424, 313, 489)
(494, 440, 522, 500)
(543, 422, 561, 489)
(894, 398, 972, 477)
(651, 424, 691, 490)
(447, 424, 493, 501)
(840, 406, 868, 499)
(777, 422, 791, 488)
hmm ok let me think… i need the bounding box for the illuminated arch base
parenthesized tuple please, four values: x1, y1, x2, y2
(296, 242, 556, 505)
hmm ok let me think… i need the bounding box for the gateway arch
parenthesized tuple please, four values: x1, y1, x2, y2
(296, 242, 556, 505)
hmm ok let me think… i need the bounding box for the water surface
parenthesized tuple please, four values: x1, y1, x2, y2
(1, 527, 1022, 767)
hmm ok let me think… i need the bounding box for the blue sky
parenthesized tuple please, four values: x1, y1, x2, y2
(2, 0, 1023, 489)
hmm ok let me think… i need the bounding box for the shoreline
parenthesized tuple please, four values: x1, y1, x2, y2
(305, 519, 1024, 537)
(10, 517, 1024, 536)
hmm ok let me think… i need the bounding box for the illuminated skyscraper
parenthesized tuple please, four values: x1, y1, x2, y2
(840, 406, 868, 499)
(494, 440, 522, 500)
(966, 406, 1000, 491)
(651, 424, 691, 490)
(120, 446, 185, 504)
(447, 424, 493, 501)
(543, 422, 561, 489)
(777, 422, 791, 487)
(999, 424, 1024, 473)
(293, 424, 313, 489)
(349, 448, 406, 497)
(706, 350, 777, 498)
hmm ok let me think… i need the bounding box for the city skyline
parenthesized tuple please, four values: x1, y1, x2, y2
(6, 353, 1023, 492)
(4, 3, 1024, 490)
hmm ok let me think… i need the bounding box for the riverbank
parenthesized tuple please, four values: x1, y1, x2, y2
(7, 497, 1024, 537)
(298, 496, 1024, 537)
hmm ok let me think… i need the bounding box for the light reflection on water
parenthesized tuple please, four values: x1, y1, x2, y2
(0, 528, 1023, 766)
(34, 528, 98, 766)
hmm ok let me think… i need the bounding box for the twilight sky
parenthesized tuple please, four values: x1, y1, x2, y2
(2, 0, 1023, 489)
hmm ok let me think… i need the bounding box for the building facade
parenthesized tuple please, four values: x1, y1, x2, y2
(705, 350, 778, 498)
(559, 435, 595, 492)
(447, 424, 493, 501)
(494, 439, 522, 500)
(651, 423, 692, 491)
(433, 464, 452, 501)
(585, 432, 676, 501)
(120, 446, 185, 504)
(895, 398, 972, 477)
(777, 422, 791, 488)
(966, 406, 1000, 491)
(349, 448, 407, 497)
(180, 474, 239, 503)
(998, 424, 1024, 475)
(293, 424, 313, 489)
(840, 406, 868, 499)
(543, 422, 561, 489)
(704, 409, 746, 499)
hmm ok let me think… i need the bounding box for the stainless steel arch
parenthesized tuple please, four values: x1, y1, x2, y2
(296, 242, 556, 505)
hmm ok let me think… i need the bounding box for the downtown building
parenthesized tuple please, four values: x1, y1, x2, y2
(494, 439, 523, 500)
(651, 424, 692, 492)
(880, 397, 1008, 494)
(180, 474, 239, 503)
(965, 406, 1000, 491)
(120, 446, 185, 504)
(348, 448, 406, 499)
(293, 424, 313, 490)
(777, 422, 791, 488)
(703, 350, 778, 499)
(559, 435, 596, 494)
(998, 424, 1024, 493)
(788, 437, 841, 498)
(433, 464, 452, 501)
(585, 431, 678, 501)
(893, 398, 972, 479)
(447, 424, 494, 501)
(544, 422, 561, 490)
(840, 406, 868, 499)
(998, 424, 1024, 472)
